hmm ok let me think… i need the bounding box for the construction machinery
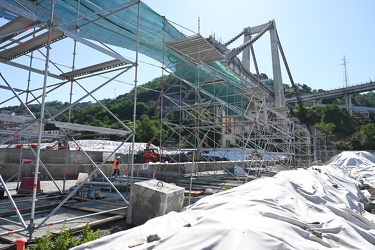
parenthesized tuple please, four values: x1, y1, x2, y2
(134, 135, 169, 163)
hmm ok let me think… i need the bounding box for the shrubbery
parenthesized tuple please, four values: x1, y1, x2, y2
(27, 224, 103, 250)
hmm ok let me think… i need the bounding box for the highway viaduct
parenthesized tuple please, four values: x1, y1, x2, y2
(285, 80, 375, 105)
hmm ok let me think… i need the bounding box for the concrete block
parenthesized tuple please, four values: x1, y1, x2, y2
(126, 179, 185, 226)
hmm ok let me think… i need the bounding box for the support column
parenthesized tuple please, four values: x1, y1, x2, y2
(242, 28, 251, 71)
(345, 94, 353, 116)
(270, 21, 285, 108)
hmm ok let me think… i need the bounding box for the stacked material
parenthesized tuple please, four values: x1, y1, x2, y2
(72, 151, 375, 249)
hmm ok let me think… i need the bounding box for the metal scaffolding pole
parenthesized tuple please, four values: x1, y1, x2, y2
(0, 0, 138, 239)
(130, 1, 141, 186)
(29, 0, 55, 239)
(0, 1, 325, 240)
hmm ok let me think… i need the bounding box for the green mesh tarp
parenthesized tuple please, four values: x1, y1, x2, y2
(0, 0, 244, 107)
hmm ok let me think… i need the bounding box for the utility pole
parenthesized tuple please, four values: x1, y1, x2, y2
(341, 55, 352, 116)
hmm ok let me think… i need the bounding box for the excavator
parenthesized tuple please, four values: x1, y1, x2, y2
(135, 134, 169, 163)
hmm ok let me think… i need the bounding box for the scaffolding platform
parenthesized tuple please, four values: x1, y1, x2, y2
(0, 29, 65, 61)
(0, 112, 35, 123)
(166, 34, 224, 64)
(60, 59, 130, 79)
(50, 121, 132, 136)
(0, 16, 39, 44)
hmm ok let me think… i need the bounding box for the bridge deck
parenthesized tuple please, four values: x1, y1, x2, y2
(286, 81, 375, 103)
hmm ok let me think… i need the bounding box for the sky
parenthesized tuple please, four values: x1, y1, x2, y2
(142, 0, 375, 89)
(0, 0, 374, 107)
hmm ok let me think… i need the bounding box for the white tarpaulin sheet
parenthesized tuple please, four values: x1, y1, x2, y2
(326, 151, 375, 168)
(72, 151, 375, 249)
(327, 151, 375, 190)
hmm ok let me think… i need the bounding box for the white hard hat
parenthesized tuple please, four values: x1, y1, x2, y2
(117, 156, 121, 159)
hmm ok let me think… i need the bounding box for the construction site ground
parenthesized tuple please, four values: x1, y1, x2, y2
(0, 171, 244, 249)
(0, 180, 129, 249)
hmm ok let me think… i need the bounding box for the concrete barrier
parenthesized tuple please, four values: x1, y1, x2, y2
(0, 149, 252, 180)
(0, 163, 112, 180)
(0, 148, 102, 164)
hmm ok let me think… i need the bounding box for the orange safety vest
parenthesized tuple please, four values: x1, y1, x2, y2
(113, 159, 119, 170)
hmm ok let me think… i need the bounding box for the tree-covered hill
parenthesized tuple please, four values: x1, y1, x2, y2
(283, 82, 375, 149)
(2, 75, 375, 150)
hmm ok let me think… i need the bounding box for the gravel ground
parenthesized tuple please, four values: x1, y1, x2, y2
(1, 178, 210, 249)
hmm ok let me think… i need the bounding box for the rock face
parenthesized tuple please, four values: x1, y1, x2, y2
(126, 179, 185, 226)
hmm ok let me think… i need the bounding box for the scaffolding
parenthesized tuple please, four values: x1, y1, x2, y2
(0, 0, 329, 240)
(0, 0, 139, 240)
(161, 21, 313, 172)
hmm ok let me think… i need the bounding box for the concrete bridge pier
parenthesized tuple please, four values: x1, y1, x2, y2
(345, 94, 353, 116)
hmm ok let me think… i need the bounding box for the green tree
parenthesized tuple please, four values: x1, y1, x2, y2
(80, 224, 102, 244)
(298, 83, 312, 94)
(321, 104, 353, 133)
(32, 231, 53, 250)
(314, 122, 335, 140)
(307, 106, 323, 125)
(358, 123, 375, 149)
(54, 226, 79, 250)
(369, 112, 375, 123)
(354, 91, 375, 107)
(136, 114, 162, 143)
(349, 135, 363, 150)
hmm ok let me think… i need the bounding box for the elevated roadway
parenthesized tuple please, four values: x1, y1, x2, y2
(286, 80, 375, 104)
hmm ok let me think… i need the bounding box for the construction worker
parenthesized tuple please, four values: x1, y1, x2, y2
(112, 156, 121, 178)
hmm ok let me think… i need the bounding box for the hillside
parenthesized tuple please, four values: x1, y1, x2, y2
(1, 75, 375, 150)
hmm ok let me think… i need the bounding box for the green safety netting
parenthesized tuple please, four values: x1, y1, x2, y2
(0, 0, 246, 108)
